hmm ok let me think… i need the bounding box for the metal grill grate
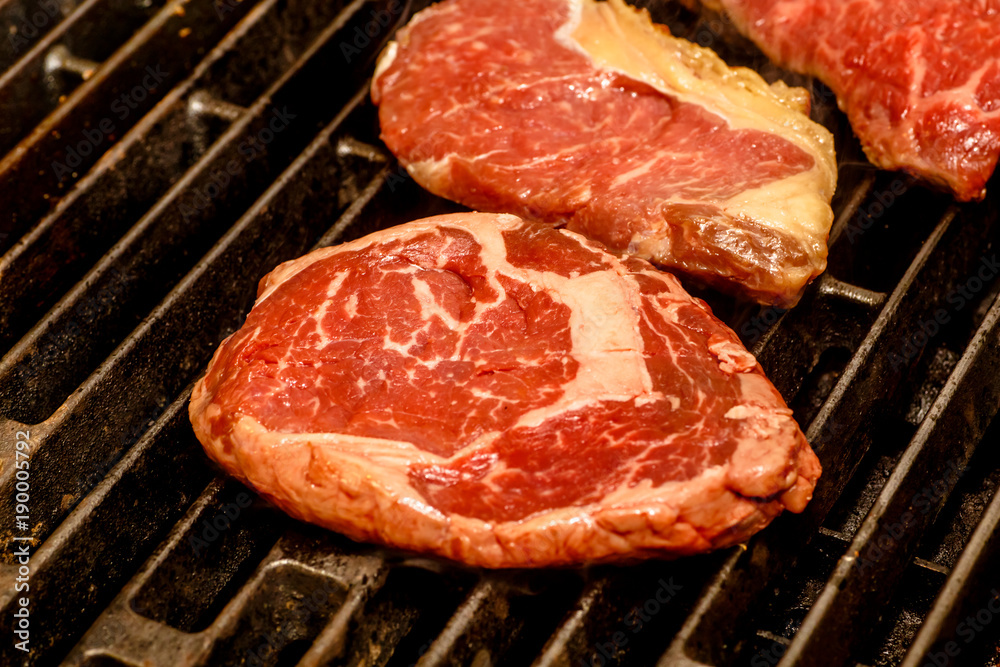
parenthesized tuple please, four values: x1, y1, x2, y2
(1, 1, 999, 666)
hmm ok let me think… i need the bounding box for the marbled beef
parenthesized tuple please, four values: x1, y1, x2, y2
(189, 213, 820, 567)
(371, 0, 837, 306)
(703, 0, 1000, 201)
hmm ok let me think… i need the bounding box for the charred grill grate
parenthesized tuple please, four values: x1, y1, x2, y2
(1, 0, 999, 666)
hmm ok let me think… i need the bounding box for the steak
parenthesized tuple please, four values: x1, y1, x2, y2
(371, 0, 837, 307)
(189, 212, 821, 567)
(703, 0, 1000, 201)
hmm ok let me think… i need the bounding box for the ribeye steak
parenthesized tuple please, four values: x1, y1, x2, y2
(371, 0, 837, 307)
(189, 213, 820, 567)
(703, 0, 1000, 201)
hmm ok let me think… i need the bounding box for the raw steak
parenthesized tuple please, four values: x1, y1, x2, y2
(371, 0, 838, 307)
(189, 212, 820, 567)
(702, 0, 1000, 201)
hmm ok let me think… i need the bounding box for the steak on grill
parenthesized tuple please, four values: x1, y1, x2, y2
(371, 0, 837, 307)
(189, 212, 821, 567)
(703, 0, 1000, 201)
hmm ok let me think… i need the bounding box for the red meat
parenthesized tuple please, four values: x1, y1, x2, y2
(189, 213, 820, 567)
(372, 0, 837, 306)
(705, 0, 1000, 200)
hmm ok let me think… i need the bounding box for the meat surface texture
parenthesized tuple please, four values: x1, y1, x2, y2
(371, 0, 837, 307)
(189, 212, 821, 568)
(703, 0, 1000, 201)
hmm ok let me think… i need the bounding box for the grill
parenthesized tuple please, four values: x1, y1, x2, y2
(2, 0, 1000, 665)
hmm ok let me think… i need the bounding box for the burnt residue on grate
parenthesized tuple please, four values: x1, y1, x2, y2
(2, 0, 1000, 666)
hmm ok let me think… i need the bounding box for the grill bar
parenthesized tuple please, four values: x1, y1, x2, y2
(530, 560, 721, 666)
(533, 579, 610, 667)
(0, 0, 402, 575)
(0, 386, 214, 665)
(293, 563, 390, 667)
(0, 0, 257, 251)
(0, 0, 77, 72)
(659, 193, 999, 665)
(0, 0, 164, 156)
(1, 0, 1000, 665)
(783, 291, 1000, 665)
(0, 0, 385, 425)
(902, 437, 1000, 667)
(0, 0, 359, 358)
(417, 579, 515, 666)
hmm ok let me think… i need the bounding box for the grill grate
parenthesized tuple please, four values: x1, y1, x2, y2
(2, 1, 1000, 666)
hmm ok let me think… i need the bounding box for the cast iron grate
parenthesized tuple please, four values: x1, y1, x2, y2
(1, 1, 999, 666)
